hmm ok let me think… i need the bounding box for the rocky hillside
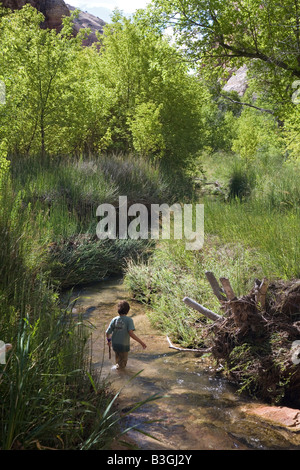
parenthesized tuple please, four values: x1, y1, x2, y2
(0, 0, 105, 43)
(67, 3, 105, 45)
(223, 65, 248, 96)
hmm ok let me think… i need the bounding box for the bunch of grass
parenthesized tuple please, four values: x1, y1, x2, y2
(10, 156, 118, 225)
(124, 191, 300, 347)
(10, 153, 186, 217)
(9, 153, 185, 289)
(227, 160, 256, 200)
(97, 152, 193, 204)
(253, 161, 300, 211)
(49, 235, 153, 289)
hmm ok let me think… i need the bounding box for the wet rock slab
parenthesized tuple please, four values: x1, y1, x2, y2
(241, 404, 300, 431)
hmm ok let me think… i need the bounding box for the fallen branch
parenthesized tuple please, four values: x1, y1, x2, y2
(166, 336, 212, 353)
(183, 296, 223, 322)
(255, 278, 269, 310)
(219, 277, 236, 300)
(205, 272, 226, 302)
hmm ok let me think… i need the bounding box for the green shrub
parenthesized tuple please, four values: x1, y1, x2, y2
(227, 161, 256, 200)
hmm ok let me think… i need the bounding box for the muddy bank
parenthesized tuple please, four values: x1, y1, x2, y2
(67, 277, 300, 450)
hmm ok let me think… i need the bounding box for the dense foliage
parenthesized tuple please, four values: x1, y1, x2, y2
(0, 5, 214, 171)
(145, 0, 300, 158)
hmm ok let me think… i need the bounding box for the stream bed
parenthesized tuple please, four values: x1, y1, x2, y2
(67, 276, 300, 450)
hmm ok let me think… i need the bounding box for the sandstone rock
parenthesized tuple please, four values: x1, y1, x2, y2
(223, 64, 248, 96)
(1, 0, 70, 31)
(241, 404, 300, 431)
(0, 0, 105, 41)
(39, 0, 70, 30)
(67, 4, 105, 46)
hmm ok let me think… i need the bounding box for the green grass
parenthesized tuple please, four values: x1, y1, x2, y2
(124, 235, 264, 347)
(8, 153, 190, 288)
(124, 151, 300, 349)
(204, 198, 300, 280)
(2, 143, 299, 442)
(10, 153, 190, 227)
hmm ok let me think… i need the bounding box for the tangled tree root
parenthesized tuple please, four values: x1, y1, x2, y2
(184, 274, 300, 407)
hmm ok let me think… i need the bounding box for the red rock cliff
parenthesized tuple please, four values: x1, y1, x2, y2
(0, 0, 105, 41)
(1, 0, 70, 31)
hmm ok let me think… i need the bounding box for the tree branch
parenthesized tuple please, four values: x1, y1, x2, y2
(183, 296, 223, 322)
(204, 271, 226, 302)
(166, 335, 212, 353)
(219, 41, 300, 78)
(220, 93, 275, 116)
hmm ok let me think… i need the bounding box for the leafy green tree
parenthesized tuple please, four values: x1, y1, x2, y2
(0, 3, 229, 167)
(128, 101, 165, 159)
(284, 101, 300, 161)
(146, 0, 300, 126)
(0, 139, 9, 189)
(0, 5, 83, 158)
(97, 12, 208, 168)
(147, 0, 300, 79)
(232, 110, 260, 163)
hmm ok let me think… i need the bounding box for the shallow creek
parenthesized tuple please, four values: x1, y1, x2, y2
(67, 276, 300, 450)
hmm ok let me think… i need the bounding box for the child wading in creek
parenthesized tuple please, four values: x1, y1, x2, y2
(106, 300, 147, 370)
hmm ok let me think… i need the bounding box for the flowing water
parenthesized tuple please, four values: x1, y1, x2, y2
(66, 276, 300, 450)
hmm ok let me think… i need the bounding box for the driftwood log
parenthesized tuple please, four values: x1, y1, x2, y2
(165, 293, 222, 353)
(182, 296, 222, 322)
(205, 271, 226, 302)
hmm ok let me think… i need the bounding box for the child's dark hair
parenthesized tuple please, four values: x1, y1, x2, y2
(118, 300, 130, 315)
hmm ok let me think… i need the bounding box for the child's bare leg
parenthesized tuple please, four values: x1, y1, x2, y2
(115, 351, 128, 369)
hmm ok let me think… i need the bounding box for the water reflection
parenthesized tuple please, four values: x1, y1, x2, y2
(64, 276, 300, 450)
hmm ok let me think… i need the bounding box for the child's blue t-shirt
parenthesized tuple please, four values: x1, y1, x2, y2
(106, 315, 135, 352)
